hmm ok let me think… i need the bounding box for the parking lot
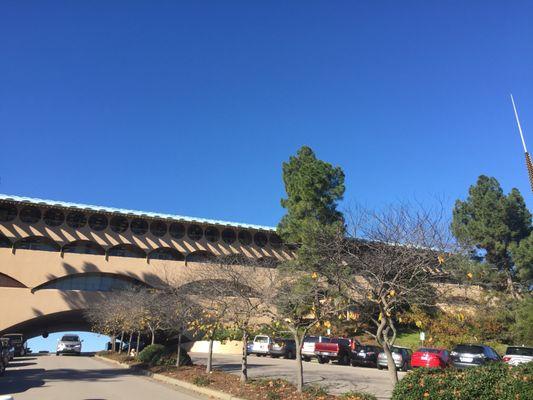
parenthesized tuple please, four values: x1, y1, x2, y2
(190, 352, 406, 400)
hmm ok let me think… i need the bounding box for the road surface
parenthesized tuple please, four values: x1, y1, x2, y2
(0, 354, 206, 400)
(190, 352, 404, 399)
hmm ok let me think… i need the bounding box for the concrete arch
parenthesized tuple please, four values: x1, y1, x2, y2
(107, 243, 146, 259)
(186, 250, 216, 264)
(62, 240, 106, 256)
(148, 247, 185, 262)
(32, 272, 150, 293)
(14, 236, 60, 253)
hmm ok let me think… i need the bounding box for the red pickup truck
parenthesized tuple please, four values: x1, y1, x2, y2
(314, 337, 361, 365)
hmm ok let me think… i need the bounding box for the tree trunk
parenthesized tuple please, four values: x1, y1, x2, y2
(111, 334, 116, 352)
(293, 333, 304, 393)
(136, 331, 141, 354)
(175, 333, 182, 367)
(118, 331, 124, 354)
(240, 331, 248, 383)
(127, 332, 133, 356)
(506, 273, 518, 298)
(206, 337, 214, 373)
(150, 328, 155, 345)
(382, 341, 399, 385)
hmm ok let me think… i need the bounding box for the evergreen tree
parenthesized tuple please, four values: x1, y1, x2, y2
(511, 231, 533, 284)
(451, 175, 532, 290)
(278, 146, 345, 245)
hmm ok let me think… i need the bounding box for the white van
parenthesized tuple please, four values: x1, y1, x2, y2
(301, 336, 329, 361)
(251, 335, 272, 356)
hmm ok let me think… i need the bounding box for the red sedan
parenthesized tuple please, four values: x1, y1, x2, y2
(411, 348, 450, 369)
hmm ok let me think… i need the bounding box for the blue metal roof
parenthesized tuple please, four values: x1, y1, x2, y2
(0, 193, 276, 231)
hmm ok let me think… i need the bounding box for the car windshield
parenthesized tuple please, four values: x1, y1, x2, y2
(61, 335, 79, 342)
(359, 346, 376, 352)
(418, 348, 440, 354)
(304, 336, 318, 343)
(453, 345, 484, 354)
(506, 347, 533, 356)
(254, 336, 269, 343)
(391, 348, 406, 354)
(3, 335, 22, 343)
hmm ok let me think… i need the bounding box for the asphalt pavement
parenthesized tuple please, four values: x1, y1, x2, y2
(190, 352, 404, 400)
(0, 354, 207, 400)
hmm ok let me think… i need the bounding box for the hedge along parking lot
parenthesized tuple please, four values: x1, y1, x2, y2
(391, 362, 533, 400)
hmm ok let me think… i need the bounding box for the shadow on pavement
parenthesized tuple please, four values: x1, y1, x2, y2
(0, 362, 135, 396)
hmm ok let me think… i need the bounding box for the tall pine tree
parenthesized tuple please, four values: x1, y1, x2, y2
(451, 175, 532, 292)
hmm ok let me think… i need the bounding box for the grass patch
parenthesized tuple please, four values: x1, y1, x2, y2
(339, 391, 377, 400)
(192, 375, 212, 386)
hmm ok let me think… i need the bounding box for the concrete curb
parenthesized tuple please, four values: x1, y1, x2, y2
(95, 355, 246, 400)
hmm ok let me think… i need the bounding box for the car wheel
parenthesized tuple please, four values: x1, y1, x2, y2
(303, 357, 310, 362)
(318, 357, 329, 364)
(340, 354, 350, 365)
(0, 363, 5, 376)
(401, 362, 409, 372)
(377, 364, 383, 370)
(286, 351, 294, 359)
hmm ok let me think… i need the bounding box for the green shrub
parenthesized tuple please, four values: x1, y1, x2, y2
(303, 384, 329, 398)
(192, 375, 211, 386)
(266, 391, 281, 400)
(138, 344, 166, 366)
(340, 390, 377, 400)
(392, 362, 533, 400)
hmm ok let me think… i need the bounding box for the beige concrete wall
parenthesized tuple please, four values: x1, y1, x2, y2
(183, 340, 243, 355)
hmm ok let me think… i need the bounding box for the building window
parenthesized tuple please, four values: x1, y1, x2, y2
(33, 273, 147, 292)
(88, 214, 108, 231)
(186, 250, 215, 263)
(269, 233, 282, 249)
(19, 206, 41, 224)
(257, 257, 279, 268)
(205, 227, 219, 243)
(44, 209, 65, 227)
(221, 229, 236, 244)
(149, 248, 184, 261)
(0, 204, 17, 222)
(238, 230, 252, 246)
(169, 222, 185, 239)
(0, 235, 11, 248)
(254, 232, 268, 247)
(107, 244, 146, 259)
(110, 216, 129, 233)
(66, 211, 87, 228)
(150, 221, 167, 237)
(187, 225, 203, 241)
(14, 236, 60, 252)
(131, 219, 148, 235)
(62, 240, 105, 255)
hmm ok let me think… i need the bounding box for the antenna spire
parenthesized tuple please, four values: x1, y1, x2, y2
(510, 94, 533, 192)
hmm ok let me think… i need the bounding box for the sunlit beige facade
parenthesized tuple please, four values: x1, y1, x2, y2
(0, 195, 293, 338)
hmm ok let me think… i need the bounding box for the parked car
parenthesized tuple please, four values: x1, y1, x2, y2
(246, 341, 253, 355)
(315, 337, 360, 365)
(301, 336, 330, 361)
(56, 334, 82, 355)
(502, 346, 533, 366)
(1, 334, 26, 357)
(449, 344, 500, 369)
(269, 338, 296, 359)
(377, 346, 412, 371)
(0, 340, 6, 375)
(0, 338, 15, 361)
(351, 344, 382, 368)
(411, 348, 450, 369)
(251, 335, 272, 356)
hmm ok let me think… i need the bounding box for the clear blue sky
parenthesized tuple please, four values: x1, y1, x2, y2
(2, 1, 532, 350)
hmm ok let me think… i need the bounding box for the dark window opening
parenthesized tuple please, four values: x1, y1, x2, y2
(221, 229, 236, 244)
(63, 240, 105, 256)
(149, 248, 185, 261)
(205, 227, 219, 243)
(150, 221, 167, 237)
(254, 232, 268, 247)
(110, 216, 129, 233)
(19, 206, 41, 224)
(0, 204, 17, 222)
(88, 214, 108, 231)
(0, 273, 26, 288)
(269, 234, 282, 249)
(66, 211, 87, 228)
(131, 219, 148, 235)
(238, 231, 252, 245)
(15, 237, 60, 252)
(169, 222, 185, 239)
(187, 225, 203, 241)
(257, 257, 279, 268)
(107, 244, 146, 259)
(33, 273, 148, 292)
(44, 209, 65, 227)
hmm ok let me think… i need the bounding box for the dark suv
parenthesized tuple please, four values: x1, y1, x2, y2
(352, 344, 382, 368)
(450, 344, 501, 369)
(1, 334, 26, 357)
(269, 338, 296, 359)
